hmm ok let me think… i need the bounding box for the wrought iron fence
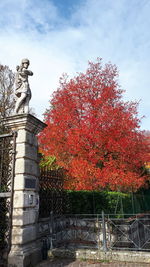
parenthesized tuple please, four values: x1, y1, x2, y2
(48, 212, 150, 252)
(0, 132, 16, 265)
(39, 168, 68, 218)
(106, 213, 150, 251)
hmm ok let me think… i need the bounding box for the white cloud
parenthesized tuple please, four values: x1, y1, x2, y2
(0, 0, 149, 129)
(0, 0, 60, 32)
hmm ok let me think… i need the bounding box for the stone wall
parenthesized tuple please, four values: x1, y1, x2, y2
(51, 248, 150, 264)
(37, 214, 150, 253)
(37, 215, 150, 264)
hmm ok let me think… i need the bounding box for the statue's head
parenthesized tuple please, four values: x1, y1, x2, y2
(21, 58, 30, 68)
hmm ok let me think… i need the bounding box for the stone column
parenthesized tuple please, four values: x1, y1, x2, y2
(3, 114, 46, 267)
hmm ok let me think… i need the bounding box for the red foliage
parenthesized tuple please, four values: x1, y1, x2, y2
(39, 59, 150, 191)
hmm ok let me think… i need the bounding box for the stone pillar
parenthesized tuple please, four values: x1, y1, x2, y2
(3, 114, 46, 267)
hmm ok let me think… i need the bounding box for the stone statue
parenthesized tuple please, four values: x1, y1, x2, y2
(14, 58, 33, 114)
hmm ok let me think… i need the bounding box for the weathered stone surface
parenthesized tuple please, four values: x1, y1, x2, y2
(13, 208, 38, 226)
(15, 158, 38, 176)
(3, 114, 46, 134)
(8, 246, 42, 267)
(14, 58, 33, 114)
(4, 113, 47, 266)
(51, 248, 150, 263)
(13, 191, 37, 208)
(14, 174, 37, 190)
(17, 128, 38, 146)
(11, 225, 36, 244)
(16, 143, 38, 160)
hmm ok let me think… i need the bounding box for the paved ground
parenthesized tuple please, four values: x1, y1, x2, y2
(36, 258, 150, 267)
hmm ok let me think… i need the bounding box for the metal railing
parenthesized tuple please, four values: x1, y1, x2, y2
(39, 168, 68, 218)
(0, 131, 17, 265)
(48, 212, 150, 252)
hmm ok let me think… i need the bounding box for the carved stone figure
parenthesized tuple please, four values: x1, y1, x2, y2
(14, 58, 33, 114)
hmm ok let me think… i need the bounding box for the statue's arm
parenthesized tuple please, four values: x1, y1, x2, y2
(19, 68, 33, 76)
(26, 70, 33, 76)
(23, 69, 33, 76)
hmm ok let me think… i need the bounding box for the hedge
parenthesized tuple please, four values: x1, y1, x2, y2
(66, 190, 150, 215)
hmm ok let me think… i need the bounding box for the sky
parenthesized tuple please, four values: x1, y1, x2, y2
(0, 0, 149, 130)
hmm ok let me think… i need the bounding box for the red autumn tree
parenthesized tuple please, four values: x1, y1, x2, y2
(39, 59, 150, 191)
(144, 131, 150, 171)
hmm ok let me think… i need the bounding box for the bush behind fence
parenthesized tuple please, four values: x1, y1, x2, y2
(39, 168, 150, 217)
(66, 190, 150, 215)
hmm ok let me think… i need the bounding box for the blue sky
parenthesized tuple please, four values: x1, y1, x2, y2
(0, 0, 149, 130)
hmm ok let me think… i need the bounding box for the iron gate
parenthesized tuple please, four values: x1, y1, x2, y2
(39, 168, 67, 218)
(49, 213, 150, 252)
(0, 132, 16, 265)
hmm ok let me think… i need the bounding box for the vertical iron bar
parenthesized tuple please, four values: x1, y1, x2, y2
(121, 197, 124, 218)
(132, 192, 135, 214)
(115, 194, 119, 214)
(8, 131, 17, 253)
(0, 136, 4, 189)
(137, 215, 141, 249)
(75, 215, 77, 245)
(50, 211, 53, 250)
(97, 214, 100, 250)
(102, 211, 107, 251)
(0, 138, 2, 188)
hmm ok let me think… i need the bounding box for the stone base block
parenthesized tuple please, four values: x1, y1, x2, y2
(8, 247, 42, 267)
(13, 191, 37, 208)
(12, 225, 36, 244)
(51, 248, 150, 264)
(13, 208, 38, 226)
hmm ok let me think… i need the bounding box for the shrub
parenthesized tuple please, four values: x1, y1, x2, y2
(66, 190, 150, 215)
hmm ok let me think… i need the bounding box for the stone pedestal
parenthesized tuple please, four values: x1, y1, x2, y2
(3, 114, 46, 267)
